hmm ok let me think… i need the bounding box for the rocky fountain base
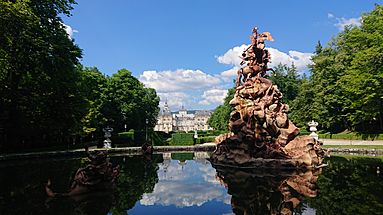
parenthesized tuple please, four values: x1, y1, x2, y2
(211, 76, 326, 169)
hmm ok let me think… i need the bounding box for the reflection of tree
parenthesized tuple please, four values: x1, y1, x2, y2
(109, 155, 163, 214)
(212, 164, 320, 215)
(307, 156, 383, 215)
(171, 153, 194, 162)
(0, 155, 162, 215)
(0, 159, 82, 214)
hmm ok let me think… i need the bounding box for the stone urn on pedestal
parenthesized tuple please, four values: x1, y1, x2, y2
(308, 120, 319, 140)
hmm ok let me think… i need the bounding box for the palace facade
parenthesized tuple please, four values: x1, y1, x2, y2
(154, 102, 212, 133)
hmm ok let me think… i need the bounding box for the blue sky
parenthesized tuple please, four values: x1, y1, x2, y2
(62, 0, 382, 110)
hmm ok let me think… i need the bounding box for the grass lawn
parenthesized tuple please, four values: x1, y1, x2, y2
(323, 145, 383, 149)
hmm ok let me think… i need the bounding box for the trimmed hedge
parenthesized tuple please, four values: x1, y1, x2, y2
(170, 133, 194, 145)
(196, 136, 216, 144)
(171, 152, 194, 161)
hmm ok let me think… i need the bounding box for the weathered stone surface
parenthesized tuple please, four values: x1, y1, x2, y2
(211, 27, 326, 169)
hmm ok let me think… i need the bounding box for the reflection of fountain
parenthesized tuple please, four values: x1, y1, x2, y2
(212, 163, 321, 215)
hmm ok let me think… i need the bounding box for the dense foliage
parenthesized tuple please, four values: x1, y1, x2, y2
(0, 0, 159, 150)
(208, 87, 235, 131)
(291, 5, 383, 133)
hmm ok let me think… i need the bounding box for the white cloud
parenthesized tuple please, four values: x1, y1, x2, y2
(140, 69, 223, 110)
(220, 67, 239, 78)
(62, 23, 78, 39)
(327, 13, 361, 31)
(140, 69, 220, 93)
(199, 89, 228, 106)
(216, 44, 248, 67)
(268, 48, 313, 72)
(216, 44, 313, 78)
(157, 92, 188, 110)
(140, 43, 312, 110)
(335, 17, 361, 30)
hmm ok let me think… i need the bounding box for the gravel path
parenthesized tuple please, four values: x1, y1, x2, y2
(321, 139, 383, 145)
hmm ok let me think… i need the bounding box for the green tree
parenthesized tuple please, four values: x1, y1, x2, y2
(289, 78, 316, 129)
(78, 66, 108, 136)
(304, 42, 348, 132)
(269, 63, 301, 105)
(292, 5, 383, 133)
(338, 5, 383, 131)
(208, 88, 235, 131)
(103, 69, 160, 133)
(0, 0, 84, 149)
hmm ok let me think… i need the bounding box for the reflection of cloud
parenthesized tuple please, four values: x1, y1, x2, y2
(140, 181, 230, 207)
(198, 164, 221, 185)
(141, 160, 231, 207)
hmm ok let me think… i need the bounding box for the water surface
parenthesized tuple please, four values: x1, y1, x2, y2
(0, 153, 382, 214)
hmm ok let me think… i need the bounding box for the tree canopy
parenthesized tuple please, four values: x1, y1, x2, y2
(208, 88, 235, 131)
(0, 0, 160, 150)
(291, 5, 383, 133)
(0, 0, 84, 148)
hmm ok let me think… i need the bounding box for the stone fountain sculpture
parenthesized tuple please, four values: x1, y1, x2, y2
(211, 27, 326, 169)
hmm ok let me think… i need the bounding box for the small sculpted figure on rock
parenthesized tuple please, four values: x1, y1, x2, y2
(212, 27, 326, 169)
(45, 146, 120, 197)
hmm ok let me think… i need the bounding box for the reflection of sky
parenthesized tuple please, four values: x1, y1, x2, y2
(128, 158, 232, 214)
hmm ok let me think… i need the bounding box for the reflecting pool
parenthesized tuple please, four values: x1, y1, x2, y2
(0, 152, 382, 214)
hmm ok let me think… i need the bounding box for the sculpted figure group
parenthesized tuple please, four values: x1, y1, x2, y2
(212, 27, 326, 169)
(236, 27, 273, 87)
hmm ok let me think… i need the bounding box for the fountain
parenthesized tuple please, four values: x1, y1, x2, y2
(211, 27, 326, 169)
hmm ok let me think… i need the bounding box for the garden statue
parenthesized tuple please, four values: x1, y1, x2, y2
(45, 146, 120, 197)
(211, 27, 326, 169)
